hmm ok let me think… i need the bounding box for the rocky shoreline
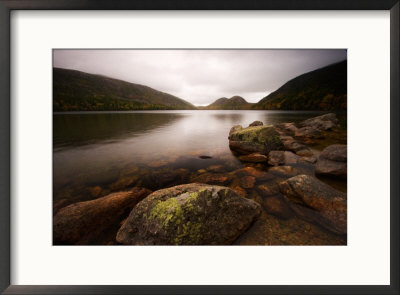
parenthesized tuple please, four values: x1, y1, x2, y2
(53, 113, 347, 245)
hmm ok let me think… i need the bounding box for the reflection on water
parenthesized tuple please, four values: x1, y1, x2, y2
(54, 110, 327, 195)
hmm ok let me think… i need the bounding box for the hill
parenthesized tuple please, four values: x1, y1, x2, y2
(253, 60, 347, 111)
(204, 96, 253, 110)
(53, 68, 196, 111)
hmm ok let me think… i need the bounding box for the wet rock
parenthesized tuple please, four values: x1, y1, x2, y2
(256, 184, 279, 197)
(116, 184, 261, 245)
(207, 165, 226, 173)
(249, 121, 263, 127)
(143, 168, 190, 190)
(299, 156, 318, 164)
(263, 195, 294, 219)
(295, 149, 314, 157)
(192, 173, 231, 185)
(234, 166, 274, 182)
(54, 187, 152, 245)
(276, 122, 298, 136)
(238, 153, 268, 163)
(269, 166, 297, 178)
(110, 175, 139, 191)
(279, 175, 346, 235)
(268, 151, 299, 166)
(295, 126, 322, 138)
(315, 144, 347, 178)
(228, 125, 283, 155)
(280, 136, 307, 152)
(239, 176, 256, 189)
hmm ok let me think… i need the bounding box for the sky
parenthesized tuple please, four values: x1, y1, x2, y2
(53, 49, 346, 106)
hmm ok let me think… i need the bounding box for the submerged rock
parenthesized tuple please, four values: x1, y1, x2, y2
(234, 166, 274, 182)
(238, 153, 268, 163)
(279, 175, 347, 235)
(192, 173, 231, 185)
(228, 125, 283, 155)
(53, 187, 152, 245)
(116, 183, 261, 245)
(262, 195, 294, 219)
(315, 144, 347, 178)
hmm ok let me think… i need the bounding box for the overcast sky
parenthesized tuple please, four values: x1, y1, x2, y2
(53, 49, 346, 106)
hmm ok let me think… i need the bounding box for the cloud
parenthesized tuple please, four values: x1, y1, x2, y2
(53, 49, 346, 105)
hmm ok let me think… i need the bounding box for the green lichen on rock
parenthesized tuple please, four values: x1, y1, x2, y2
(229, 125, 283, 155)
(147, 198, 185, 227)
(116, 183, 261, 245)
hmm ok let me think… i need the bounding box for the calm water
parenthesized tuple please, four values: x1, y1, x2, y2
(54, 110, 328, 199)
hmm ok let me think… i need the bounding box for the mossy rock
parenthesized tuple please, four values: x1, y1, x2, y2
(116, 183, 261, 245)
(228, 125, 283, 155)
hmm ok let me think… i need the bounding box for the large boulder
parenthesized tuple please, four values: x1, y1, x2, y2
(315, 144, 347, 178)
(228, 125, 283, 155)
(116, 183, 261, 245)
(53, 187, 152, 245)
(298, 113, 339, 130)
(279, 175, 347, 235)
(295, 113, 340, 139)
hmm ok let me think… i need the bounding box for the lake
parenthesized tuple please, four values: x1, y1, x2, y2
(53, 110, 347, 245)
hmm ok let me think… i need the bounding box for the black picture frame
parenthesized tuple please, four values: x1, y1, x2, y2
(0, 1, 399, 294)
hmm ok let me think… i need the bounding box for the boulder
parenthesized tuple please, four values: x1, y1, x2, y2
(298, 113, 339, 130)
(238, 153, 268, 163)
(53, 187, 152, 245)
(279, 175, 346, 235)
(249, 121, 263, 127)
(228, 125, 283, 155)
(315, 144, 347, 178)
(116, 183, 261, 245)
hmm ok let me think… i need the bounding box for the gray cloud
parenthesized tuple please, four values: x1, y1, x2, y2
(53, 49, 346, 105)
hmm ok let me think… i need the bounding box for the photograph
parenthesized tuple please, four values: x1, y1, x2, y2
(52, 49, 347, 246)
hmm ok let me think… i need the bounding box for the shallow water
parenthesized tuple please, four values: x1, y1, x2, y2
(53, 110, 347, 245)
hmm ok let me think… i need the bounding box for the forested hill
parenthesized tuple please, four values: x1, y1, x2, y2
(53, 68, 196, 111)
(253, 60, 347, 111)
(203, 96, 253, 110)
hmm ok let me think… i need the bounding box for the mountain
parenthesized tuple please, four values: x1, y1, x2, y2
(203, 96, 253, 110)
(253, 60, 347, 111)
(53, 68, 196, 111)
